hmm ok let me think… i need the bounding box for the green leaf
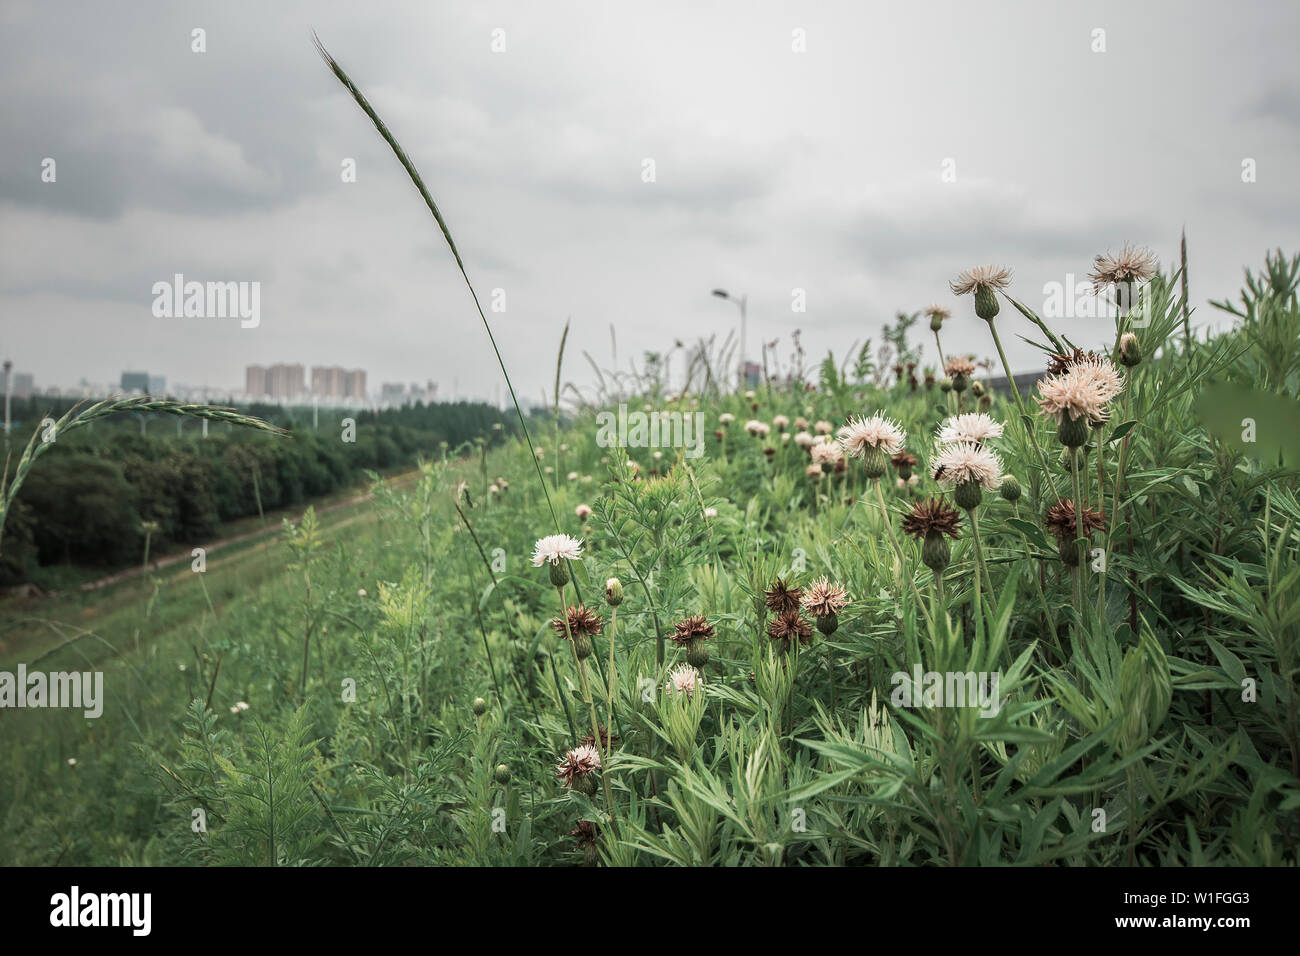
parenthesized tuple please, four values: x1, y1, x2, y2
(1108, 419, 1139, 442)
(1007, 517, 1050, 550)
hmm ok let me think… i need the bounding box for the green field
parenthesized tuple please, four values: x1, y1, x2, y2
(1, 246, 1298, 866)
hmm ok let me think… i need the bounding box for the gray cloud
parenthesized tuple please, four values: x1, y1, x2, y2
(2, 0, 1298, 402)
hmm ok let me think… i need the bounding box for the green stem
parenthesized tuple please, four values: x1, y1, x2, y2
(968, 509, 985, 637)
(987, 317, 1060, 503)
(872, 479, 933, 630)
(1069, 449, 1088, 626)
(1094, 425, 1107, 619)
(557, 586, 617, 825)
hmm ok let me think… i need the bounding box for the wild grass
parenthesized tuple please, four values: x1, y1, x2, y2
(0, 45, 1296, 866)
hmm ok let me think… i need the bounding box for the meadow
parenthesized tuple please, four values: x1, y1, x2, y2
(0, 43, 1297, 867)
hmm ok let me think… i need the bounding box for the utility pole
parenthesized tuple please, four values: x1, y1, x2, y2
(3, 359, 12, 451)
(710, 289, 748, 390)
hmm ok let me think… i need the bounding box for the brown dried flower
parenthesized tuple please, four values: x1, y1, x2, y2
(764, 578, 804, 616)
(901, 498, 963, 540)
(670, 614, 715, 646)
(552, 604, 604, 639)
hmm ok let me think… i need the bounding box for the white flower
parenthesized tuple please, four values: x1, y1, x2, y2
(666, 663, 700, 698)
(950, 264, 1013, 296)
(773, 414, 790, 429)
(814, 420, 833, 434)
(532, 534, 583, 566)
(744, 419, 770, 437)
(938, 413, 1004, 445)
(567, 471, 579, 481)
(931, 441, 1003, 490)
(704, 506, 719, 519)
(809, 440, 844, 467)
(837, 413, 906, 458)
(67, 758, 77, 767)
(1036, 358, 1124, 425)
(794, 430, 814, 448)
(575, 503, 592, 519)
(719, 413, 735, 425)
(358, 588, 367, 598)
(1088, 243, 1159, 288)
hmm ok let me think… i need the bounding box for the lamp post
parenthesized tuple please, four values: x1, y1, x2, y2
(3, 360, 11, 451)
(710, 289, 747, 390)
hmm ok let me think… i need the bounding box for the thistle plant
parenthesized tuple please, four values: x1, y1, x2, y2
(535, 534, 616, 815)
(931, 440, 1002, 619)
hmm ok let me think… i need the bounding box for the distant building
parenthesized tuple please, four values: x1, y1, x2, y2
(266, 363, 305, 401)
(311, 366, 366, 401)
(121, 371, 149, 394)
(743, 361, 761, 387)
(246, 365, 266, 397)
(311, 365, 346, 399)
(379, 380, 437, 408)
(11, 372, 33, 398)
(148, 375, 166, 394)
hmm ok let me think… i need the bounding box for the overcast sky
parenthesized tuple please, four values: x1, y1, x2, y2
(3, 0, 1298, 404)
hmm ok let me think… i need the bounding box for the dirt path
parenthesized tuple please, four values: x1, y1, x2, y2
(74, 467, 423, 593)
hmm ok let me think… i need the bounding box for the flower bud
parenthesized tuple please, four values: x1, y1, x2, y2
(1118, 332, 1142, 367)
(999, 475, 1022, 502)
(815, 613, 839, 636)
(686, 636, 710, 668)
(954, 479, 983, 511)
(974, 284, 1000, 321)
(572, 633, 593, 661)
(939, 377, 953, 393)
(1057, 412, 1089, 448)
(472, 697, 488, 716)
(1058, 537, 1079, 567)
(971, 380, 985, 398)
(862, 446, 887, 480)
(549, 560, 571, 588)
(951, 371, 969, 393)
(494, 763, 512, 784)
(605, 577, 624, 606)
(930, 314, 944, 332)
(922, 530, 951, 573)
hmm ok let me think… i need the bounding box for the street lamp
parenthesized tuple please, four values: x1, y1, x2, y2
(3, 360, 11, 450)
(711, 289, 747, 390)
